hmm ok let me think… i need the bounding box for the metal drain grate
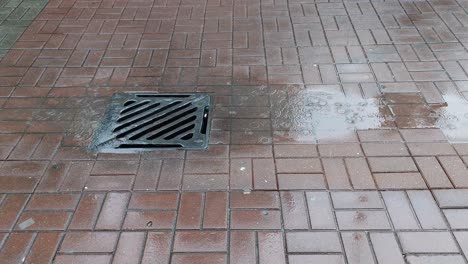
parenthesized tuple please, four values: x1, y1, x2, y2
(90, 93, 211, 152)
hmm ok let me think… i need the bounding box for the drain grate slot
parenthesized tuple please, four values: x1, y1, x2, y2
(117, 144, 184, 148)
(90, 93, 211, 152)
(117, 102, 161, 122)
(136, 94, 191, 98)
(147, 116, 197, 140)
(120, 101, 150, 114)
(201, 106, 209, 134)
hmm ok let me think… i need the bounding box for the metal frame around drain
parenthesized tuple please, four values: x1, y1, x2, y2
(90, 92, 211, 153)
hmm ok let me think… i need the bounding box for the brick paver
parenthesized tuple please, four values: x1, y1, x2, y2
(1, 0, 468, 261)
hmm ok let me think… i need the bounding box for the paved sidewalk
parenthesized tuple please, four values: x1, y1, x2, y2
(1, 190, 468, 263)
(1, 0, 468, 262)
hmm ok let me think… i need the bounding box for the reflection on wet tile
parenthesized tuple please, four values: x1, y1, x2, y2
(272, 89, 391, 141)
(431, 95, 468, 142)
(267, 87, 468, 143)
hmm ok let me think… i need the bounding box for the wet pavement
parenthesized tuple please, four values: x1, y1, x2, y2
(1, 0, 468, 262)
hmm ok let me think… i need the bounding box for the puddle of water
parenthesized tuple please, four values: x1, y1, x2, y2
(63, 88, 468, 150)
(273, 89, 391, 141)
(432, 95, 468, 142)
(272, 88, 468, 142)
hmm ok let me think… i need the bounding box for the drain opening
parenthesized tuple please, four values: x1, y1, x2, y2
(120, 101, 150, 114)
(136, 94, 191, 98)
(201, 106, 209, 134)
(117, 144, 184, 148)
(90, 93, 211, 153)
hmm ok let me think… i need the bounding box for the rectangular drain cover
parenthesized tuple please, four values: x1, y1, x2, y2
(90, 93, 211, 152)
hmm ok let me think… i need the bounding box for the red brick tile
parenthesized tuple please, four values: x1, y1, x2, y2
(183, 174, 229, 190)
(443, 209, 468, 229)
(15, 211, 71, 230)
(230, 231, 256, 264)
(406, 255, 464, 264)
(407, 190, 447, 229)
(286, 232, 341, 253)
(331, 191, 383, 209)
(230, 159, 252, 190)
(54, 147, 96, 160)
(129, 192, 178, 210)
(123, 211, 175, 230)
(69, 193, 105, 230)
(174, 231, 227, 252)
(0, 147, 14, 162)
(433, 189, 468, 208)
(85, 175, 134, 191)
(362, 143, 409, 156)
(281, 191, 309, 229)
(454, 143, 468, 155)
(370, 233, 405, 264)
(342, 232, 375, 264)
(0, 233, 35, 263)
(134, 160, 162, 191)
(59, 232, 119, 253)
(374, 173, 426, 189)
(289, 255, 345, 264)
(36, 162, 70, 192)
(25, 232, 62, 264)
(345, 158, 376, 189)
(400, 129, 447, 142)
(454, 232, 468, 257)
(276, 158, 322, 173)
(306, 192, 335, 229)
(318, 144, 363, 157)
(274, 145, 318, 157)
(141, 232, 172, 264)
(0, 161, 48, 177)
(172, 254, 227, 264)
(91, 160, 139, 175)
(322, 158, 352, 189)
(177, 192, 203, 229)
(230, 145, 273, 158)
(231, 191, 280, 208)
(188, 145, 229, 159)
(398, 232, 458, 253)
(31, 135, 63, 160)
(59, 161, 94, 192)
(142, 150, 185, 160)
(278, 173, 326, 189)
(0, 177, 37, 193)
(113, 232, 145, 264)
(408, 142, 456, 156)
(7, 135, 42, 160)
(184, 159, 229, 174)
(336, 210, 391, 230)
(381, 191, 419, 230)
(368, 157, 418, 172)
(258, 232, 286, 264)
(95, 192, 130, 230)
(438, 156, 468, 187)
(0, 194, 29, 231)
(415, 157, 452, 188)
(27, 194, 79, 210)
(231, 210, 281, 229)
(53, 255, 111, 264)
(157, 160, 184, 190)
(0, 121, 27, 133)
(203, 192, 228, 229)
(253, 158, 277, 189)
